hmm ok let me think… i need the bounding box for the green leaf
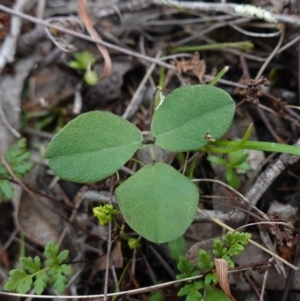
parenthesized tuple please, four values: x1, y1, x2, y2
(56, 250, 69, 263)
(51, 271, 68, 294)
(21, 256, 41, 273)
(59, 264, 74, 276)
(228, 151, 248, 166)
(84, 70, 98, 85)
(212, 239, 224, 257)
(13, 162, 34, 177)
(115, 163, 199, 243)
(149, 291, 164, 301)
(0, 164, 9, 177)
(68, 60, 84, 70)
(198, 249, 214, 270)
(206, 155, 227, 166)
(205, 272, 218, 285)
(128, 238, 141, 249)
(151, 85, 235, 152)
(34, 272, 50, 295)
(226, 169, 240, 189)
(74, 51, 96, 68)
(236, 162, 252, 171)
(168, 235, 185, 261)
(14, 151, 31, 163)
(205, 284, 230, 301)
(47, 111, 142, 183)
(178, 282, 203, 301)
(44, 241, 59, 260)
(4, 269, 32, 294)
(177, 256, 195, 278)
(0, 180, 14, 199)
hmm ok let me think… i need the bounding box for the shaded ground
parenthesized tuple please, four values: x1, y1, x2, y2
(0, 0, 300, 300)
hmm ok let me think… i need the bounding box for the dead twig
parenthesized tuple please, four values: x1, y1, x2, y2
(0, 4, 175, 70)
(0, 0, 30, 73)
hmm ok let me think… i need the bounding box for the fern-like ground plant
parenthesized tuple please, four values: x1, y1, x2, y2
(4, 241, 73, 295)
(0, 138, 33, 203)
(176, 231, 251, 301)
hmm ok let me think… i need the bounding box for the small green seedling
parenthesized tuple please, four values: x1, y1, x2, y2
(68, 50, 98, 85)
(4, 241, 73, 295)
(0, 138, 33, 203)
(177, 231, 251, 301)
(207, 149, 252, 189)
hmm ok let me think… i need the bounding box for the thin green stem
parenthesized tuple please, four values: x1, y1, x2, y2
(206, 140, 300, 156)
(130, 158, 145, 167)
(112, 259, 132, 301)
(171, 41, 253, 53)
(209, 66, 229, 86)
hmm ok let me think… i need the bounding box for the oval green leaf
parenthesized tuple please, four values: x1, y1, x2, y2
(47, 111, 142, 183)
(151, 85, 235, 152)
(115, 163, 199, 243)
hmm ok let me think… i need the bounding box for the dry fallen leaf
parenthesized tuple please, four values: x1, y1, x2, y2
(175, 52, 206, 83)
(78, 0, 112, 80)
(215, 258, 236, 301)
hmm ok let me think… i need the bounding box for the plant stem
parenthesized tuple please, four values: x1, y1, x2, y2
(209, 66, 229, 86)
(171, 41, 253, 53)
(211, 140, 300, 156)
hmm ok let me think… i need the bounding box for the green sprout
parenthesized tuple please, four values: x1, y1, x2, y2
(68, 50, 98, 85)
(207, 149, 252, 189)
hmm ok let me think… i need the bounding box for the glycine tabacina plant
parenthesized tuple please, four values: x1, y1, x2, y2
(177, 231, 251, 301)
(46, 84, 300, 244)
(4, 241, 73, 294)
(0, 138, 33, 203)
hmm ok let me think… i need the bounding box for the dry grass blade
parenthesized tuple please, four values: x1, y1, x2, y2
(215, 258, 236, 301)
(77, 0, 112, 80)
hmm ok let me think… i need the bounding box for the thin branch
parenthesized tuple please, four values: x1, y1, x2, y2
(0, 4, 175, 70)
(0, 0, 30, 73)
(153, 0, 300, 26)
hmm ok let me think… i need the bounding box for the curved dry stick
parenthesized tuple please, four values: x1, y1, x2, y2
(78, 0, 112, 80)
